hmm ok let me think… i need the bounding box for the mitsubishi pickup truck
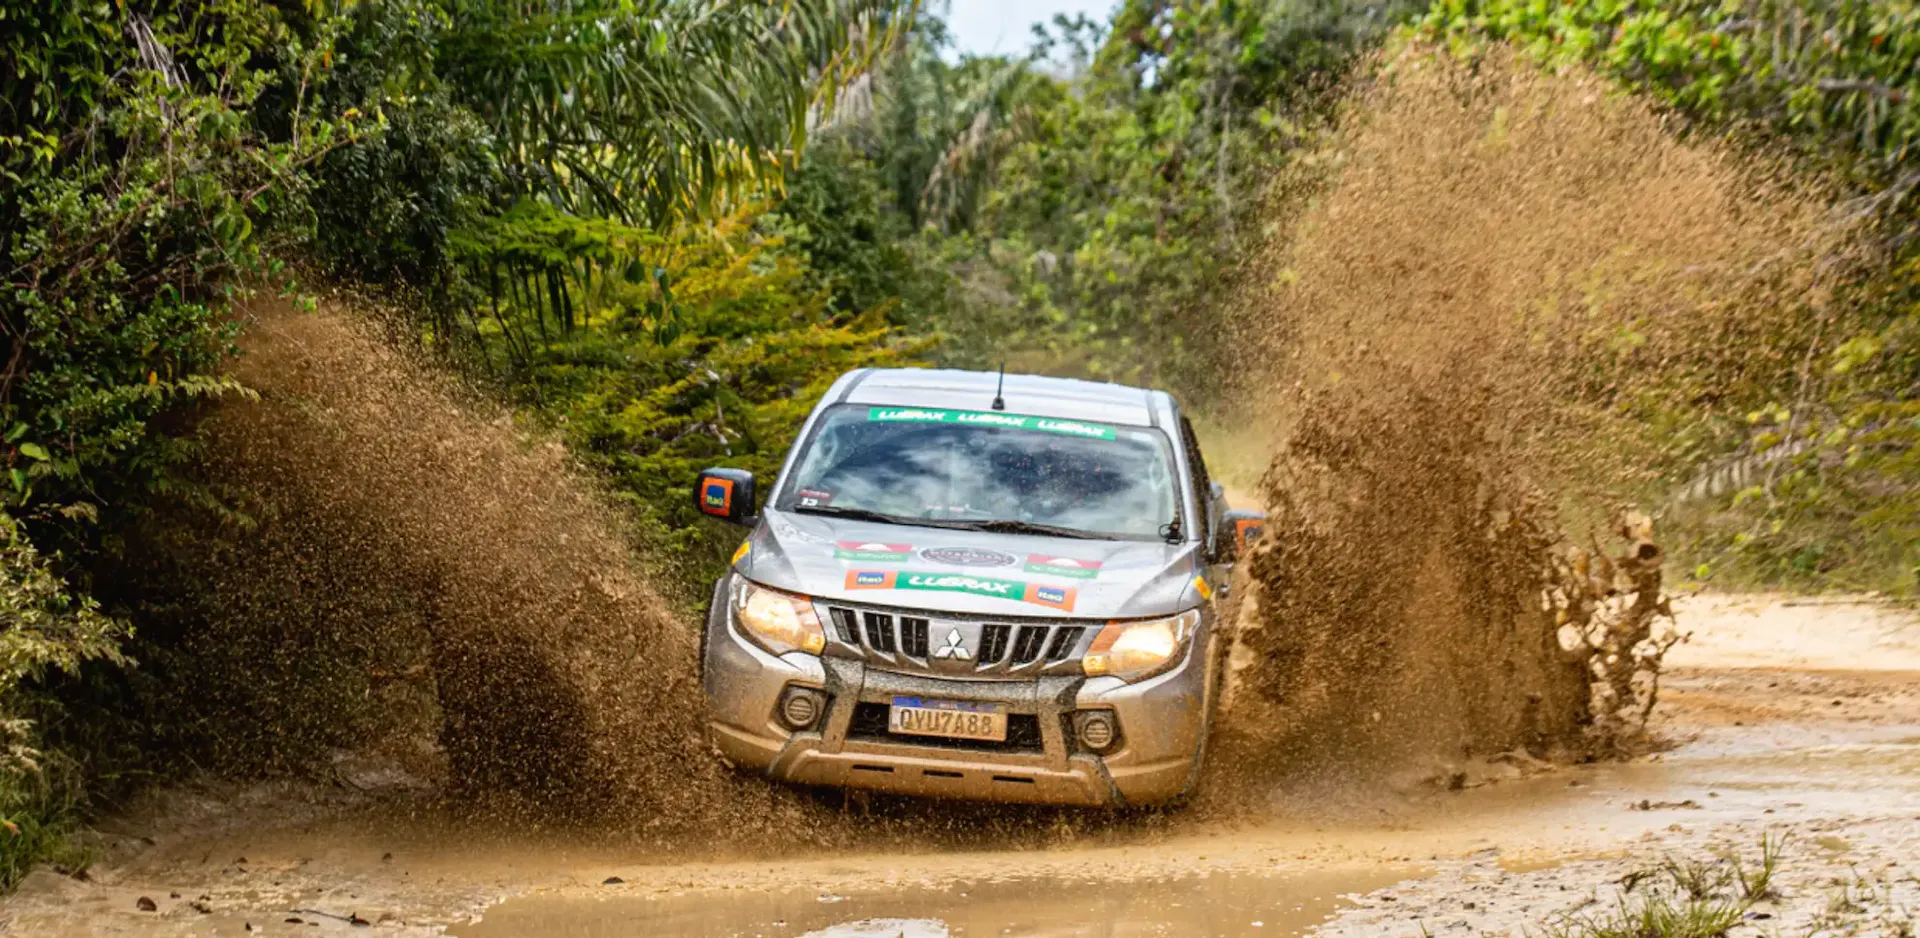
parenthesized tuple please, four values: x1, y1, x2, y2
(694, 368, 1262, 807)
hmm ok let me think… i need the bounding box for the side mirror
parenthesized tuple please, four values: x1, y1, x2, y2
(695, 468, 758, 526)
(1221, 508, 1267, 560)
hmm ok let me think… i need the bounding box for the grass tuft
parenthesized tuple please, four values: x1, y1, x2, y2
(1732, 832, 1786, 901)
(1537, 893, 1746, 938)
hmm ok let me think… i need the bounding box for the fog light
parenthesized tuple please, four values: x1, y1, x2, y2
(1076, 711, 1119, 752)
(779, 687, 825, 730)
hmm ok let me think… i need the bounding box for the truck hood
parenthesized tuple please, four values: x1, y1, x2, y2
(734, 509, 1205, 620)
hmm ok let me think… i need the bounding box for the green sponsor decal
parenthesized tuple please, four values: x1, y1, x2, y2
(1023, 559, 1100, 579)
(835, 547, 911, 562)
(866, 407, 1118, 441)
(897, 572, 1023, 600)
(834, 540, 913, 562)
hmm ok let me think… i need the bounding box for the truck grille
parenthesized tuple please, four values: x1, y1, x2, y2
(817, 601, 1091, 678)
(899, 617, 929, 657)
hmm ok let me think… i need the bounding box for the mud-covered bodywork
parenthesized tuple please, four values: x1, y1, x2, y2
(699, 368, 1237, 807)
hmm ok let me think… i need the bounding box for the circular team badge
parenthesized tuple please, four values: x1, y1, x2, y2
(918, 546, 1018, 567)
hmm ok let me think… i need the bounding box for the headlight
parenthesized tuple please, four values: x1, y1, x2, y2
(731, 576, 826, 656)
(1082, 609, 1201, 682)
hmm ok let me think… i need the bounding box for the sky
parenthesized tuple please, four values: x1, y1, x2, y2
(943, 0, 1116, 58)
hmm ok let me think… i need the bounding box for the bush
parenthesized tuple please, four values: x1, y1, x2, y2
(0, 510, 124, 887)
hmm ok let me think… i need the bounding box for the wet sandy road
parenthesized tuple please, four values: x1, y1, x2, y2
(5, 594, 1916, 937)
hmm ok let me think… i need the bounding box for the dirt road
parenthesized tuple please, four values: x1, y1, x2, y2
(5, 593, 1916, 937)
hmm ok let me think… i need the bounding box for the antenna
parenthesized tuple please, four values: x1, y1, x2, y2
(991, 361, 1008, 411)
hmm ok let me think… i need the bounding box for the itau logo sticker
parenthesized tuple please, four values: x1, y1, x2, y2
(846, 570, 898, 589)
(1024, 554, 1103, 579)
(1022, 583, 1076, 611)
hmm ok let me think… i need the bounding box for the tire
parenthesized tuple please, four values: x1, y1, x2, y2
(697, 578, 721, 683)
(1169, 629, 1230, 807)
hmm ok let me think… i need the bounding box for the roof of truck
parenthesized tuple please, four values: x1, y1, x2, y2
(835, 368, 1167, 427)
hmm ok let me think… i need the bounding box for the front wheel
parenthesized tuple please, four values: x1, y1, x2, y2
(1168, 630, 1230, 807)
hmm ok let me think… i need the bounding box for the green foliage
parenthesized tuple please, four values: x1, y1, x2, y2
(1416, 0, 1920, 208)
(0, 0, 350, 880)
(795, 0, 1426, 394)
(460, 205, 927, 589)
(2, 0, 338, 543)
(780, 138, 930, 319)
(0, 510, 124, 888)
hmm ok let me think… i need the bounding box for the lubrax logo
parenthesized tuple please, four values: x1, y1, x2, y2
(953, 411, 1027, 428)
(905, 574, 1016, 596)
(871, 408, 946, 422)
(1033, 419, 1108, 438)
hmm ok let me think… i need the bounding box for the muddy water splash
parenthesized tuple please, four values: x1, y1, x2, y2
(136, 299, 746, 826)
(1219, 47, 1829, 776)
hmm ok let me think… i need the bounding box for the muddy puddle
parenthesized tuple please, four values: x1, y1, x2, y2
(453, 867, 1413, 938)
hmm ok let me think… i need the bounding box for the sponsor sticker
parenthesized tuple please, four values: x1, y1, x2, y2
(1192, 575, 1214, 601)
(700, 477, 734, 515)
(841, 570, 1078, 610)
(899, 572, 1023, 599)
(1022, 583, 1078, 611)
(1024, 554, 1103, 579)
(1234, 517, 1265, 548)
(795, 488, 835, 508)
(919, 546, 1017, 567)
(866, 407, 1118, 441)
(846, 570, 898, 589)
(730, 540, 752, 565)
(835, 540, 914, 563)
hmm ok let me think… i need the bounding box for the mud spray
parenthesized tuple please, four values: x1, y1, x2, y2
(1211, 45, 1833, 794)
(116, 300, 787, 834)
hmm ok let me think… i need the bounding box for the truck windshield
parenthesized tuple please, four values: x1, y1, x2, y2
(776, 405, 1182, 541)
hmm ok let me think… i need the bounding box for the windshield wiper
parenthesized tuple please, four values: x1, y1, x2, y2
(953, 519, 1104, 540)
(789, 505, 971, 529)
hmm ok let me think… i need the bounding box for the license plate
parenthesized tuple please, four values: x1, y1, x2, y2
(888, 696, 1008, 742)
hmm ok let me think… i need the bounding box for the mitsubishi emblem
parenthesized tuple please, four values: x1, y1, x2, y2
(933, 627, 971, 660)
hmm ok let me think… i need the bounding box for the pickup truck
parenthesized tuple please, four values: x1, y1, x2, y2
(694, 368, 1262, 807)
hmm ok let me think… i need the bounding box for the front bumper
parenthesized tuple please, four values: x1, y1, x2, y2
(701, 582, 1211, 807)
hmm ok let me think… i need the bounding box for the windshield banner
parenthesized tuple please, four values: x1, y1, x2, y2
(865, 407, 1118, 441)
(845, 570, 1077, 612)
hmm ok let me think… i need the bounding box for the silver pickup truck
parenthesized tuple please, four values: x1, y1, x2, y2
(694, 368, 1263, 807)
